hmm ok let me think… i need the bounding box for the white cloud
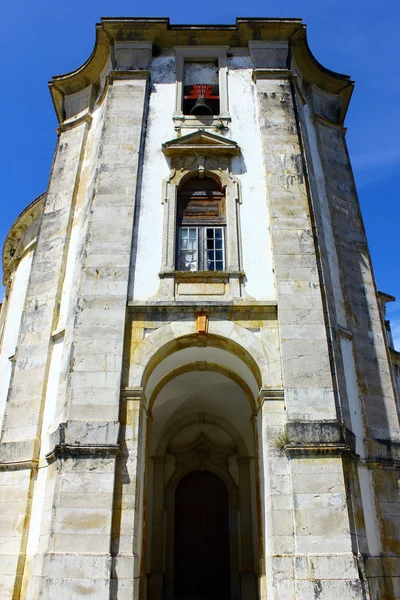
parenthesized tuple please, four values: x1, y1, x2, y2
(352, 146, 400, 171)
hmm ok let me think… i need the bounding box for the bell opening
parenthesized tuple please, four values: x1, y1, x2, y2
(190, 97, 214, 116)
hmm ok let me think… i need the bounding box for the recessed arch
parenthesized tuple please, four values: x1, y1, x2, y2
(149, 361, 256, 416)
(155, 411, 249, 459)
(176, 169, 226, 189)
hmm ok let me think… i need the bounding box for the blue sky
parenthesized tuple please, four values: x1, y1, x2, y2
(1, 0, 399, 345)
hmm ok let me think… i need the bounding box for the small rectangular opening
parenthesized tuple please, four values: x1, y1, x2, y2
(183, 61, 220, 116)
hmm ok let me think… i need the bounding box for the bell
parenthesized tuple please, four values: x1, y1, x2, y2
(190, 97, 213, 116)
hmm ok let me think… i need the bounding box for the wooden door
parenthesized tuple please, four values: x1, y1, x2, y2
(174, 470, 230, 599)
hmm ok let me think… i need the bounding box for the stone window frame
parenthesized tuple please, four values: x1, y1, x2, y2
(159, 153, 244, 299)
(176, 176, 227, 273)
(173, 46, 230, 130)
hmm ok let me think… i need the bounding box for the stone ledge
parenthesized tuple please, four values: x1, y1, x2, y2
(0, 438, 39, 470)
(46, 420, 120, 462)
(127, 300, 277, 310)
(46, 444, 120, 463)
(364, 438, 400, 467)
(252, 68, 292, 81)
(284, 421, 356, 457)
(285, 443, 349, 457)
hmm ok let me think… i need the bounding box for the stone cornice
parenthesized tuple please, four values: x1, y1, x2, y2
(127, 300, 277, 311)
(49, 18, 354, 124)
(285, 442, 350, 457)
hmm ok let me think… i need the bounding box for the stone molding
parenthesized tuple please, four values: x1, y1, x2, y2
(283, 420, 357, 457)
(158, 130, 243, 300)
(46, 443, 120, 462)
(45, 420, 120, 463)
(57, 112, 93, 133)
(252, 68, 292, 81)
(173, 45, 229, 123)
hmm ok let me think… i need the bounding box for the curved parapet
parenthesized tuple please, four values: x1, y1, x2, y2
(290, 26, 354, 122)
(49, 17, 354, 125)
(2, 193, 45, 286)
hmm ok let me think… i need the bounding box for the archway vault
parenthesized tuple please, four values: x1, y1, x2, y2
(148, 360, 257, 416)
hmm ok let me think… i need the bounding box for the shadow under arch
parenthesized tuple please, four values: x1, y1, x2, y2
(155, 411, 249, 460)
(148, 361, 257, 417)
(176, 168, 225, 189)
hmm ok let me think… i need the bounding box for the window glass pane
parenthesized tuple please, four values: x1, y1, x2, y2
(203, 227, 224, 271)
(179, 228, 197, 271)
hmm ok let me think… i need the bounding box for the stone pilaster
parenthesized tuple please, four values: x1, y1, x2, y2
(253, 69, 338, 424)
(111, 388, 147, 600)
(66, 71, 149, 423)
(313, 113, 400, 598)
(36, 420, 119, 599)
(0, 118, 91, 599)
(33, 70, 149, 599)
(254, 70, 366, 598)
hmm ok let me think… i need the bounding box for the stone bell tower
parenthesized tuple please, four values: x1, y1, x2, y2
(0, 17, 399, 600)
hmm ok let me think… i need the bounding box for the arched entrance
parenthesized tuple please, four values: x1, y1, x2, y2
(135, 328, 265, 600)
(174, 470, 230, 599)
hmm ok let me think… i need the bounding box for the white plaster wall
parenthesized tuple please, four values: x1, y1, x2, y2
(132, 56, 275, 301)
(131, 56, 176, 300)
(0, 250, 33, 431)
(228, 57, 275, 300)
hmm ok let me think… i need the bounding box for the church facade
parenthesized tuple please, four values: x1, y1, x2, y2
(0, 17, 399, 600)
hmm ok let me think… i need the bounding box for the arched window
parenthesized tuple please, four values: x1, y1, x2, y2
(177, 176, 226, 271)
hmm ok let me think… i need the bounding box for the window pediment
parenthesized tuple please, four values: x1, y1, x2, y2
(162, 130, 239, 157)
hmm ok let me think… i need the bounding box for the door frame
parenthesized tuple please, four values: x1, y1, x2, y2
(170, 467, 235, 600)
